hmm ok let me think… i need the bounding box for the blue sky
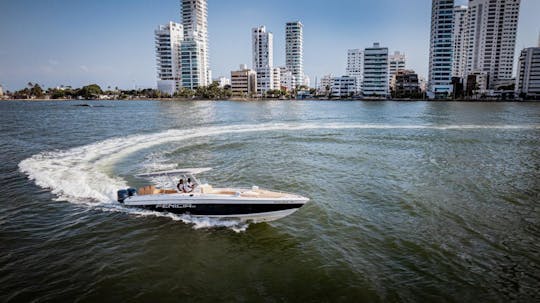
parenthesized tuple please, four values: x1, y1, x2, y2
(0, 0, 539, 91)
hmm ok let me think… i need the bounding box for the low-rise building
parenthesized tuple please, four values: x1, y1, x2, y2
(391, 70, 421, 98)
(215, 77, 231, 88)
(231, 64, 257, 97)
(318, 74, 333, 95)
(419, 76, 428, 93)
(515, 47, 540, 99)
(388, 51, 406, 87)
(272, 68, 281, 90)
(466, 72, 489, 97)
(279, 67, 296, 91)
(330, 76, 357, 98)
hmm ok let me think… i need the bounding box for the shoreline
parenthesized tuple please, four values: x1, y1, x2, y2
(1, 98, 539, 102)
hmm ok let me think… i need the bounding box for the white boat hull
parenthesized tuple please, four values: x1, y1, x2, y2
(197, 208, 301, 223)
(121, 193, 308, 222)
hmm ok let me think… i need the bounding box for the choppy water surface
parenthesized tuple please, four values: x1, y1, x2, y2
(1, 100, 539, 302)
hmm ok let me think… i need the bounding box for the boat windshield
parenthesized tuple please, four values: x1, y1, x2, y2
(136, 168, 210, 189)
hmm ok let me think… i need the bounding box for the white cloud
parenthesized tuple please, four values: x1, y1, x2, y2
(80, 65, 89, 72)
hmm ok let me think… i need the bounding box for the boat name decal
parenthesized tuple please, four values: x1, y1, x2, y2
(158, 204, 196, 209)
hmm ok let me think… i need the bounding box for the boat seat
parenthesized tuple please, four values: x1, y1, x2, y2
(137, 186, 169, 195)
(160, 189, 178, 194)
(138, 186, 153, 196)
(214, 190, 238, 195)
(200, 184, 213, 194)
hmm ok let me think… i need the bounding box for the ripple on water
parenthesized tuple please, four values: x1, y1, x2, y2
(1, 104, 538, 302)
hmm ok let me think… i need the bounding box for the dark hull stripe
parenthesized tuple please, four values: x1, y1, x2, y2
(139, 203, 304, 216)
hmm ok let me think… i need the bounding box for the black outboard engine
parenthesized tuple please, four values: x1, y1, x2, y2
(127, 188, 137, 197)
(118, 188, 137, 203)
(117, 189, 128, 203)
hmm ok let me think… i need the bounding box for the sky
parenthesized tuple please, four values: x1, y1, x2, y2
(0, 0, 539, 91)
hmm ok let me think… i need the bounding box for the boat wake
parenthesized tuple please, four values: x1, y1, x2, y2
(18, 122, 539, 230)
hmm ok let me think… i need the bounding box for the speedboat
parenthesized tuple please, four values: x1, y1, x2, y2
(117, 168, 309, 223)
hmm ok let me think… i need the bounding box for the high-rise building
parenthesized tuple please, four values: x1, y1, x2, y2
(363, 42, 389, 97)
(252, 26, 274, 94)
(465, 0, 521, 89)
(429, 0, 454, 98)
(286, 21, 304, 88)
(388, 51, 406, 87)
(231, 64, 257, 97)
(180, 0, 211, 89)
(346, 49, 363, 94)
(452, 5, 468, 78)
(155, 22, 183, 95)
(515, 47, 540, 99)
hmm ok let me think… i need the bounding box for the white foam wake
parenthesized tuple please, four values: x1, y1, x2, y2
(18, 122, 539, 230)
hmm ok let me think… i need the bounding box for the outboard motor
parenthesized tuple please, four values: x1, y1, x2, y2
(127, 188, 137, 197)
(117, 189, 128, 203)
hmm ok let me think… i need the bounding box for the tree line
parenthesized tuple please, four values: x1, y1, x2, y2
(9, 83, 106, 100)
(5, 82, 236, 100)
(5, 82, 320, 100)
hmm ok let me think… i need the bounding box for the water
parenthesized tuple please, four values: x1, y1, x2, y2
(1, 100, 539, 302)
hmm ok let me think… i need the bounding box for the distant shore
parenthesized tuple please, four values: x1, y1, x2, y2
(1, 97, 538, 102)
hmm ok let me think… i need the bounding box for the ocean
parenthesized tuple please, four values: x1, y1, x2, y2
(1, 100, 539, 302)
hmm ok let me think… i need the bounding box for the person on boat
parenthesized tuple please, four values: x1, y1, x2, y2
(185, 178, 195, 193)
(177, 179, 186, 193)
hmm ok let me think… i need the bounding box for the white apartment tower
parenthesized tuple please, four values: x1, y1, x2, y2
(363, 43, 389, 97)
(155, 22, 184, 95)
(429, 0, 454, 98)
(180, 0, 211, 89)
(389, 51, 406, 87)
(252, 26, 275, 94)
(346, 49, 364, 94)
(286, 21, 304, 88)
(465, 0, 521, 89)
(515, 47, 540, 98)
(452, 5, 468, 78)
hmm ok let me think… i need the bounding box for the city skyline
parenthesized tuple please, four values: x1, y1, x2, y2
(0, 0, 539, 91)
